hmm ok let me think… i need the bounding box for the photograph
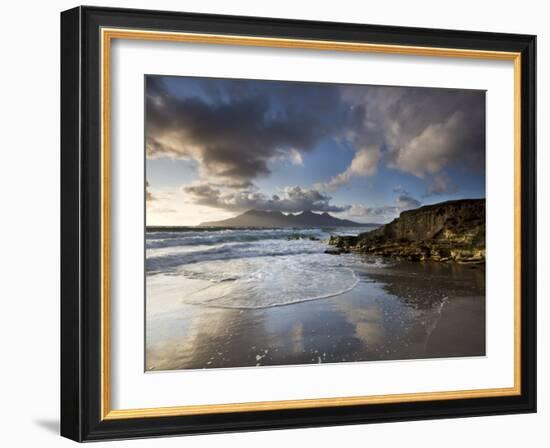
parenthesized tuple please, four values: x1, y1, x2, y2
(144, 75, 487, 371)
(57, 4, 537, 442)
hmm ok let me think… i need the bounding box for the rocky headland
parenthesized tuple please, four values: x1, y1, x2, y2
(327, 199, 485, 264)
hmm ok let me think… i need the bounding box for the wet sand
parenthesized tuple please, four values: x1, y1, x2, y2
(146, 259, 485, 371)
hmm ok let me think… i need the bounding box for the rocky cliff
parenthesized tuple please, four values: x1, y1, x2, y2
(328, 199, 485, 263)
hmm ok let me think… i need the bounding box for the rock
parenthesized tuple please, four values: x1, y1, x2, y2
(287, 234, 321, 241)
(327, 199, 485, 263)
(328, 235, 358, 250)
(325, 248, 344, 255)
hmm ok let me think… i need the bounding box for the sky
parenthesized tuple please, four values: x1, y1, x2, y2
(145, 75, 486, 226)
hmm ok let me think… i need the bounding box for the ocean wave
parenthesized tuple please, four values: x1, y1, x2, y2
(197, 273, 360, 310)
(145, 227, 387, 309)
(147, 254, 361, 310)
(146, 239, 325, 274)
(146, 228, 329, 249)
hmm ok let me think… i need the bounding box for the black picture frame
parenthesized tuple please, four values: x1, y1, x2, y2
(61, 5, 536, 442)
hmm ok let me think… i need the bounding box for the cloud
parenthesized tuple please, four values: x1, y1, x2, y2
(396, 194, 421, 209)
(271, 148, 303, 166)
(392, 185, 409, 195)
(289, 149, 303, 166)
(149, 206, 176, 213)
(424, 173, 458, 197)
(322, 146, 381, 190)
(347, 193, 421, 220)
(146, 77, 348, 187)
(183, 183, 348, 213)
(146, 180, 155, 201)
(338, 85, 485, 183)
(347, 204, 401, 221)
(390, 111, 483, 178)
(316, 86, 484, 190)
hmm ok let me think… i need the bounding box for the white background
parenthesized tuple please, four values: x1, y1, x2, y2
(112, 39, 515, 409)
(0, 0, 547, 446)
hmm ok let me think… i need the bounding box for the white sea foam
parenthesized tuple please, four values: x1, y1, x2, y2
(146, 227, 383, 309)
(179, 254, 360, 309)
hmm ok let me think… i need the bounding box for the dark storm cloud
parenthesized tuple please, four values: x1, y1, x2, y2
(146, 76, 350, 186)
(147, 78, 485, 183)
(183, 183, 348, 213)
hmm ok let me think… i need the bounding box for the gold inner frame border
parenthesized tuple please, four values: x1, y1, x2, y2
(99, 27, 522, 420)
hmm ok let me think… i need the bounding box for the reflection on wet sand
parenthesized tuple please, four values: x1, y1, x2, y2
(146, 259, 485, 371)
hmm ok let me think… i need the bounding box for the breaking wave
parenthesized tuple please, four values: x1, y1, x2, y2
(146, 227, 381, 309)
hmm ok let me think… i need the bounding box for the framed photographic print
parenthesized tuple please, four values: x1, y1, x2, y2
(60, 6, 536, 442)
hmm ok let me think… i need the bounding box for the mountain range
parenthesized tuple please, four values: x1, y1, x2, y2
(199, 209, 377, 228)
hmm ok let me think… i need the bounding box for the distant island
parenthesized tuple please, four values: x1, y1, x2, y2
(196, 209, 377, 228)
(328, 198, 485, 263)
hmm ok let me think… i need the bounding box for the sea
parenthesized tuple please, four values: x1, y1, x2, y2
(145, 226, 486, 370)
(146, 227, 375, 309)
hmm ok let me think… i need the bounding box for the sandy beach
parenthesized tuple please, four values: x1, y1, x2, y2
(146, 248, 485, 371)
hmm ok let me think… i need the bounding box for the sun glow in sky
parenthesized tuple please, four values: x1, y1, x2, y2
(145, 75, 486, 226)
